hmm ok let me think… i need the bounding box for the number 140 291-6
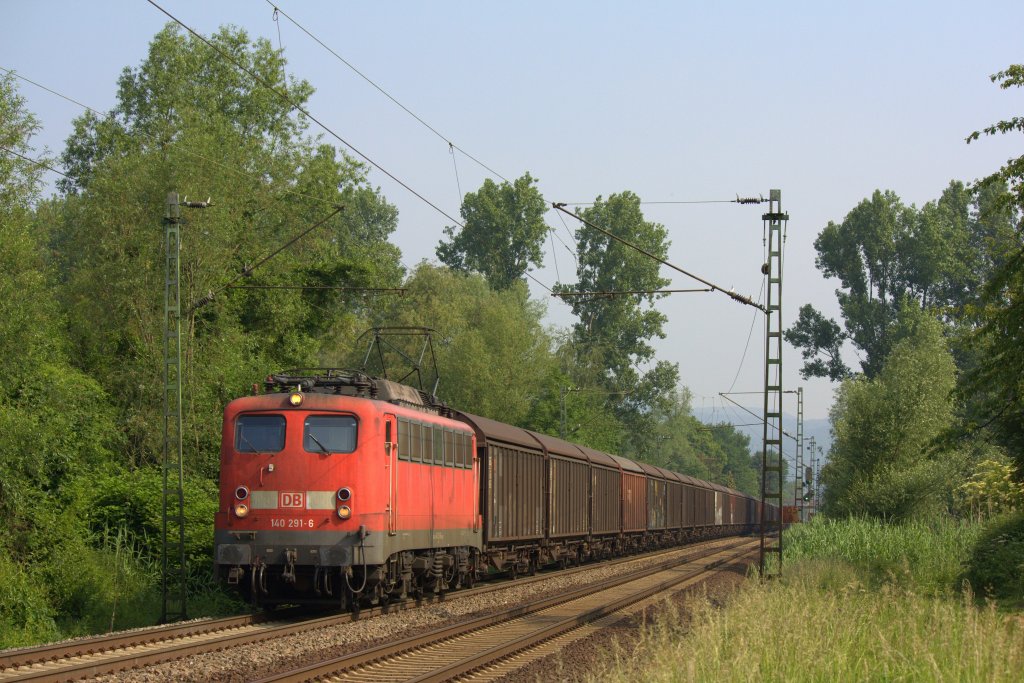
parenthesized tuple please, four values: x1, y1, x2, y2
(270, 518, 314, 528)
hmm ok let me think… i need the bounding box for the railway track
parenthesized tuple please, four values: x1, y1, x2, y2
(0, 535, 750, 682)
(252, 537, 758, 683)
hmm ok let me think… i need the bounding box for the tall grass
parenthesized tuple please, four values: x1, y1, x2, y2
(593, 560, 1024, 682)
(588, 518, 1019, 682)
(782, 516, 983, 595)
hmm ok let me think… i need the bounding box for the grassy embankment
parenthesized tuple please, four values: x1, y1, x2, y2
(589, 518, 1024, 682)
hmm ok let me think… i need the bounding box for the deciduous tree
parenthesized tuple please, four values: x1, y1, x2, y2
(821, 316, 960, 520)
(557, 192, 679, 456)
(436, 173, 548, 290)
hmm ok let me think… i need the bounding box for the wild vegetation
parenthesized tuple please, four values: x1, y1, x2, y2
(590, 518, 1024, 682)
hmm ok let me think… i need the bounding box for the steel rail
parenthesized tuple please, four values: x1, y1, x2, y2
(0, 612, 274, 671)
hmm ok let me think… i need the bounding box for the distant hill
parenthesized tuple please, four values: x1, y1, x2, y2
(691, 407, 832, 461)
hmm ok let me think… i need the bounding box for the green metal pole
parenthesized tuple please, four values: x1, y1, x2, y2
(162, 192, 187, 622)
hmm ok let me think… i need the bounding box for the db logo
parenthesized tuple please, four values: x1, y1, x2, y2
(279, 492, 305, 508)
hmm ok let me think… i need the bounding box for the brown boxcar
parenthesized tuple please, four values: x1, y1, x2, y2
(457, 412, 545, 543)
(577, 445, 621, 536)
(711, 483, 727, 525)
(612, 454, 647, 533)
(658, 466, 683, 529)
(639, 462, 668, 531)
(530, 431, 589, 539)
(678, 474, 699, 528)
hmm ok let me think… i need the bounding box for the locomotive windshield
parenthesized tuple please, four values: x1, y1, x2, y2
(304, 415, 357, 454)
(235, 415, 285, 453)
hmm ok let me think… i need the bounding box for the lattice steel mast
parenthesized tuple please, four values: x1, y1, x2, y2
(760, 189, 788, 576)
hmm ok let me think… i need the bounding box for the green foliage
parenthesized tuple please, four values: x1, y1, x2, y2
(822, 314, 961, 519)
(965, 510, 1024, 601)
(957, 456, 1024, 520)
(70, 466, 219, 564)
(966, 65, 1024, 211)
(956, 64, 1024, 467)
(784, 303, 850, 380)
(789, 182, 1014, 380)
(784, 516, 982, 596)
(51, 24, 402, 476)
(0, 550, 59, 648)
(436, 172, 548, 290)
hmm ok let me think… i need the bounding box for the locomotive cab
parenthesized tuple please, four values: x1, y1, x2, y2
(214, 371, 481, 609)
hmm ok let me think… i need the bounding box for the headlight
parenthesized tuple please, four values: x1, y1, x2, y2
(337, 487, 352, 502)
(288, 393, 303, 406)
(233, 503, 250, 518)
(337, 505, 352, 520)
(234, 485, 250, 500)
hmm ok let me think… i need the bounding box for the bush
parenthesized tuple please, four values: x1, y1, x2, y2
(69, 465, 218, 564)
(965, 510, 1024, 602)
(0, 551, 59, 648)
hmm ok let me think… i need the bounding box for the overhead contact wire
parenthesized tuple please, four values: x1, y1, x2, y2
(264, 0, 509, 184)
(0, 146, 68, 178)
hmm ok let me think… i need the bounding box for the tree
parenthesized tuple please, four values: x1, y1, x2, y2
(436, 172, 548, 290)
(789, 182, 1015, 380)
(959, 65, 1024, 465)
(0, 73, 124, 647)
(557, 191, 679, 457)
(51, 25, 403, 475)
(820, 316, 960, 520)
(784, 304, 850, 381)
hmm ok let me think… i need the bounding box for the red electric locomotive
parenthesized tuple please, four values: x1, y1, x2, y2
(214, 371, 480, 609)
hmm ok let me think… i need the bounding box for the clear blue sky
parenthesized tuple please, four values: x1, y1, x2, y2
(3, 1, 1023, 423)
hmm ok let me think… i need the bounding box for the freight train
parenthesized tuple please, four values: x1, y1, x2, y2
(214, 370, 776, 609)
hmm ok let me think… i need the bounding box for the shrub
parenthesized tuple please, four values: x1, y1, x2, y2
(965, 510, 1024, 602)
(0, 551, 59, 648)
